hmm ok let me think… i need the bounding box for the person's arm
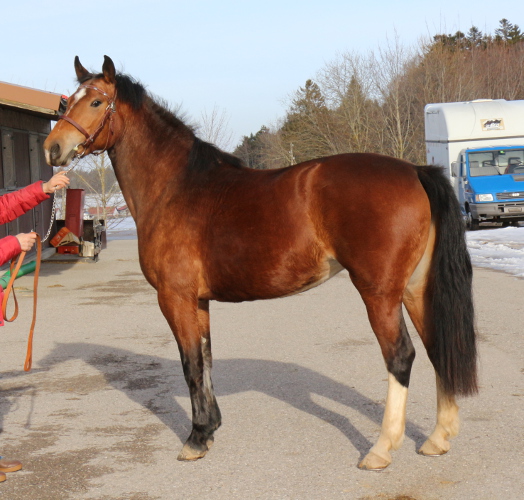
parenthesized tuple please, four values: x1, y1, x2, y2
(0, 182, 48, 225)
(0, 235, 22, 267)
(0, 173, 69, 225)
(0, 232, 40, 267)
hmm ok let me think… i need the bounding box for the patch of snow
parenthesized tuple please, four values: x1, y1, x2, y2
(467, 227, 524, 278)
(106, 216, 137, 240)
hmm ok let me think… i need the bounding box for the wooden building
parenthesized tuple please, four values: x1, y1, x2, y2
(0, 81, 65, 246)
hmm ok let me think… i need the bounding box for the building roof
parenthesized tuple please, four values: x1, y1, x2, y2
(0, 81, 65, 120)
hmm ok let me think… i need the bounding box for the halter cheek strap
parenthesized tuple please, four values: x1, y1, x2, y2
(59, 84, 117, 157)
(60, 115, 90, 139)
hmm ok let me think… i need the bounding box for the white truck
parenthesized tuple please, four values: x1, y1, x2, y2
(425, 99, 524, 229)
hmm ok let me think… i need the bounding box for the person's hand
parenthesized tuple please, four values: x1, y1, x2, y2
(15, 232, 38, 252)
(42, 172, 70, 194)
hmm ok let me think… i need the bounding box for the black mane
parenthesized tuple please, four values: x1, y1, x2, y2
(79, 71, 245, 171)
(188, 137, 246, 173)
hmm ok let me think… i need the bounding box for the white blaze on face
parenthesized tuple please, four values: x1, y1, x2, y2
(65, 87, 87, 115)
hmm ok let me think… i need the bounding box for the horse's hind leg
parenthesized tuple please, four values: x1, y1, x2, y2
(419, 377, 459, 456)
(403, 244, 460, 457)
(157, 293, 221, 461)
(404, 300, 460, 457)
(357, 295, 415, 470)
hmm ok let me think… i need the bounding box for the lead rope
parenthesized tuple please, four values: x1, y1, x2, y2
(2, 160, 79, 371)
(2, 234, 41, 371)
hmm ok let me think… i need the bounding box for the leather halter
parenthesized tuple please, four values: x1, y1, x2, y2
(59, 84, 117, 157)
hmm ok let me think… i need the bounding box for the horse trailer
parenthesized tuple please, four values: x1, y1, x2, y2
(425, 99, 524, 229)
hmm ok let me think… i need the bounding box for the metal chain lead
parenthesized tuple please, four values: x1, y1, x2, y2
(41, 194, 58, 243)
(41, 158, 80, 243)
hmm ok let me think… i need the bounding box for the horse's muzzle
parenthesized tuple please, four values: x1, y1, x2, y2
(45, 142, 75, 167)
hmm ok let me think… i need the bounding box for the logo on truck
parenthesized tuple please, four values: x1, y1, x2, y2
(481, 118, 504, 131)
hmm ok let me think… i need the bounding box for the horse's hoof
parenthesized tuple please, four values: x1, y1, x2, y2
(418, 438, 449, 456)
(177, 444, 208, 461)
(358, 451, 391, 471)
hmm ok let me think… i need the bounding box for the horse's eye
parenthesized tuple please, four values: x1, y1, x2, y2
(91, 100, 102, 108)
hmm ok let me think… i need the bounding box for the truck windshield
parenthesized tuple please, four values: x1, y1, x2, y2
(468, 149, 524, 176)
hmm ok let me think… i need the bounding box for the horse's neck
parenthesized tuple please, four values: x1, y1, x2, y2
(109, 104, 193, 218)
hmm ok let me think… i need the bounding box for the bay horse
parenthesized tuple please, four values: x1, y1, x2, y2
(43, 56, 477, 470)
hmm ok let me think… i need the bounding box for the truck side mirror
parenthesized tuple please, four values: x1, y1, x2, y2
(451, 162, 460, 178)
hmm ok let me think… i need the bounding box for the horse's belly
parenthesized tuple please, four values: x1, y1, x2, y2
(208, 257, 344, 302)
(281, 257, 344, 297)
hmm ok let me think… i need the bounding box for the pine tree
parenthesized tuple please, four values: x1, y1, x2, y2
(495, 19, 524, 44)
(234, 127, 270, 169)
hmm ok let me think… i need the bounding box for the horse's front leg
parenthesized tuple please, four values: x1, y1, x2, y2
(158, 293, 221, 461)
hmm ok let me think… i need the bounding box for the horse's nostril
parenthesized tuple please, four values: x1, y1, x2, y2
(50, 143, 61, 161)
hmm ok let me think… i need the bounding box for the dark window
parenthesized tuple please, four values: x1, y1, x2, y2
(1, 129, 15, 189)
(14, 131, 31, 187)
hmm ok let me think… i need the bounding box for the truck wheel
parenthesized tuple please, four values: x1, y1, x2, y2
(467, 211, 480, 231)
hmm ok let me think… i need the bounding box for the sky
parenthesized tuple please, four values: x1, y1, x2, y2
(2, 1, 523, 150)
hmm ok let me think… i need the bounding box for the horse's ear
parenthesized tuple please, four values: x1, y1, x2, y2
(74, 56, 90, 82)
(102, 55, 116, 84)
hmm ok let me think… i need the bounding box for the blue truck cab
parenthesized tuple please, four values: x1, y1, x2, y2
(425, 100, 524, 229)
(456, 146, 524, 229)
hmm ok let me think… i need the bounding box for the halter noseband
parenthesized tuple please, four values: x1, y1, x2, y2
(59, 84, 117, 158)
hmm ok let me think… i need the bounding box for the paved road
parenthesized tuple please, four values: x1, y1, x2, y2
(0, 240, 523, 499)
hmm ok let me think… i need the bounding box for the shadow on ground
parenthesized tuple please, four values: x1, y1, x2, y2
(2, 342, 427, 462)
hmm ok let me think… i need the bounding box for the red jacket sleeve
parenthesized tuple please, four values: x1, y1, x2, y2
(0, 236, 20, 325)
(0, 181, 50, 225)
(0, 235, 22, 267)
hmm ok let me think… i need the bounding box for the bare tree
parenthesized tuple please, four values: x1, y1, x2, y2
(258, 123, 297, 169)
(278, 79, 341, 163)
(319, 51, 381, 154)
(369, 34, 420, 160)
(70, 153, 125, 229)
(199, 105, 234, 151)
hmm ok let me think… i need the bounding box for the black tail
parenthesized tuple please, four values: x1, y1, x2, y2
(416, 165, 478, 397)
